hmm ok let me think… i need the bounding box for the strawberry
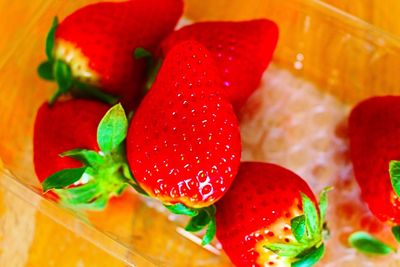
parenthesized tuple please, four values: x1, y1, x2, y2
(38, 0, 183, 108)
(349, 96, 400, 224)
(34, 99, 136, 209)
(216, 162, 329, 267)
(126, 40, 241, 209)
(348, 96, 400, 249)
(160, 19, 279, 111)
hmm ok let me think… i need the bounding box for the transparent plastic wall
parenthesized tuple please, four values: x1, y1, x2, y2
(1, 0, 400, 266)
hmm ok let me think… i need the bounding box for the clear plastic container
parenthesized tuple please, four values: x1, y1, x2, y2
(1, 0, 400, 266)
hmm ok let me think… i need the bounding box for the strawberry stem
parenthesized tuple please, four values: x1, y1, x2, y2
(48, 90, 63, 106)
(168, 204, 217, 245)
(72, 81, 119, 105)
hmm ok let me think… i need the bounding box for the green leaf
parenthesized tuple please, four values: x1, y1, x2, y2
(185, 210, 211, 232)
(54, 60, 73, 93)
(165, 203, 198, 217)
(49, 60, 73, 105)
(264, 242, 305, 258)
(348, 231, 395, 255)
(55, 182, 99, 205)
(64, 196, 108, 211)
(45, 17, 58, 60)
(318, 186, 332, 228)
(37, 61, 54, 80)
(291, 215, 306, 242)
(134, 47, 152, 59)
(79, 197, 108, 210)
(42, 167, 86, 191)
(392, 226, 400, 243)
(389, 160, 400, 197)
(60, 148, 104, 167)
(301, 193, 320, 240)
(292, 244, 325, 267)
(201, 217, 216, 246)
(97, 103, 128, 153)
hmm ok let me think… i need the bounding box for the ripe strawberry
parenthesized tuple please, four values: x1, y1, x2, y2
(38, 0, 183, 108)
(34, 99, 134, 209)
(349, 96, 400, 225)
(347, 96, 400, 253)
(161, 19, 279, 111)
(348, 94, 400, 249)
(34, 99, 107, 182)
(127, 40, 241, 209)
(216, 162, 328, 267)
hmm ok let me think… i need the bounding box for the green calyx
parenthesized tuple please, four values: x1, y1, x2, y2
(165, 203, 217, 246)
(37, 17, 118, 106)
(264, 187, 332, 267)
(41, 104, 139, 210)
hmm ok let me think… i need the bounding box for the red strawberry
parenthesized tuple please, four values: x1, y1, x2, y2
(38, 0, 183, 108)
(127, 40, 241, 209)
(34, 99, 107, 181)
(34, 99, 134, 209)
(349, 96, 400, 225)
(161, 19, 279, 111)
(216, 162, 328, 267)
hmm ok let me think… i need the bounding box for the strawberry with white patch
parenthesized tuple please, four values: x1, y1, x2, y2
(216, 162, 329, 266)
(38, 0, 183, 108)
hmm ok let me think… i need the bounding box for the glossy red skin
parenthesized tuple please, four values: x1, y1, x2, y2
(349, 96, 400, 225)
(56, 0, 183, 108)
(216, 162, 316, 266)
(161, 19, 279, 112)
(33, 99, 109, 183)
(127, 40, 241, 208)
